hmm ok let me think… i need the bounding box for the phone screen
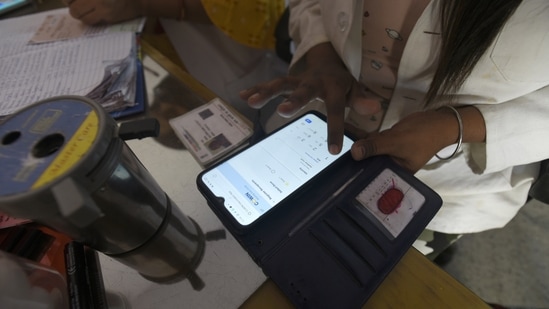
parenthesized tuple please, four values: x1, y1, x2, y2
(199, 113, 354, 226)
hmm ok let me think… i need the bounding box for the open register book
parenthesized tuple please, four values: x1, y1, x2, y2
(0, 8, 146, 119)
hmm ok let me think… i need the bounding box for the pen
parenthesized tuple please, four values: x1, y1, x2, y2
(288, 169, 364, 237)
(64, 241, 92, 309)
(84, 246, 108, 309)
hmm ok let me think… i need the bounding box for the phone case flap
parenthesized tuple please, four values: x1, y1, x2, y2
(199, 155, 442, 308)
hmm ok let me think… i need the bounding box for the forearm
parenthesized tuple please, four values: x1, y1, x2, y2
(66, 0, 210, 25)
(140, 0, 209, 22)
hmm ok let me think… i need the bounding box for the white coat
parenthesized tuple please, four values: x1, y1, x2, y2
(289, 0, 549, 233)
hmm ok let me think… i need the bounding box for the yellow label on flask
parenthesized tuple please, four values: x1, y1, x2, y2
(32, 111, 99, 189)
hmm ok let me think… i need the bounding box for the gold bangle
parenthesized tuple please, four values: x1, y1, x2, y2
(435, 105, 463, 160)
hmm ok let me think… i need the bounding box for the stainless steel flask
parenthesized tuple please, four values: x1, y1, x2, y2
(0, 96, 204, 284)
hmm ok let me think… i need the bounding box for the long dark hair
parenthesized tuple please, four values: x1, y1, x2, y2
(424, 0, 522, 106)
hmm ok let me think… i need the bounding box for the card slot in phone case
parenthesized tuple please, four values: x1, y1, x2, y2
(263, 230, 374, 309)
(308, 228, 368, 288)
(338, 202, 391, 246)
(321, 220, 378, 273)
(309, 218, 381, 287)
(326, 207, 388, 266)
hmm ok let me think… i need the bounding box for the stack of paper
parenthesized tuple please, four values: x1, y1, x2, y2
(0, 8, 145, 119)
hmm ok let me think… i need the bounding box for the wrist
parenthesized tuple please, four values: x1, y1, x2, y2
(457, 106, 486, 143)
(140, 0, 185, 20)
(434, 105, 486, 160)
(435, 105, 486, 144)
(435, 106, 463, 160)
(306, 42, 344, 67)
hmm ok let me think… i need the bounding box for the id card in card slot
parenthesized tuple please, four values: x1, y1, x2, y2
(169, 98, 253, 167)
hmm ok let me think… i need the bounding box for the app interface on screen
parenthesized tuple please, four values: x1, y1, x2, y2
(201, 114, 354, 225)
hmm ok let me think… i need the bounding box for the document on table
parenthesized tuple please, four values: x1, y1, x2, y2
(29, 12, 145, 44)
(0, 8, 144, 117)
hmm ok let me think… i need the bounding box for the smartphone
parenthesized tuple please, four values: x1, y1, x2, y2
(197, 111, 354, 228)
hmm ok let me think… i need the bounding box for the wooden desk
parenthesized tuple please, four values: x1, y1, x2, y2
(141, 29, 490, 309)
(242, 249, 490, 309)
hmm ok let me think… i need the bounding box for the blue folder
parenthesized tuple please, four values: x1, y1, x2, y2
(109, 57, 146, 119)
(0, 0, 32, 17)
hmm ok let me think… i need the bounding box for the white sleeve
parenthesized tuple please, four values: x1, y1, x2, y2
(467, 85, 549, 174)
(288, 0, 329, 70)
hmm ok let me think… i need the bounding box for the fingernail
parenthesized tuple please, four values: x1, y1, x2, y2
(329, 144, 340, 155)
(280, 99, 291, 105)
(249, 93, 260, 102)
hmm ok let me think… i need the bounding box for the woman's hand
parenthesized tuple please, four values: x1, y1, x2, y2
(63, 0, 143, 25)
(240, 42, 382, 154)
(349, 106, 485, 173)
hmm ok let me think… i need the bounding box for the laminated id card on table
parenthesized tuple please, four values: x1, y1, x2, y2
(170, 98, 253, 167)
(196, 112, 443, 308)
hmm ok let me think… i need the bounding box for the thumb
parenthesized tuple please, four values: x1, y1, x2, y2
(351, 138, 379, 161)
(350, 134, 417, 173)
(350, 132, 393, 161)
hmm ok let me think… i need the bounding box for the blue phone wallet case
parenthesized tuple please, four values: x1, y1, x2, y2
(197, 123, 442, 308)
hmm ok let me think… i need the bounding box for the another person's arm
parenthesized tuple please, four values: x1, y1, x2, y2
(63, 0, 210, 25)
